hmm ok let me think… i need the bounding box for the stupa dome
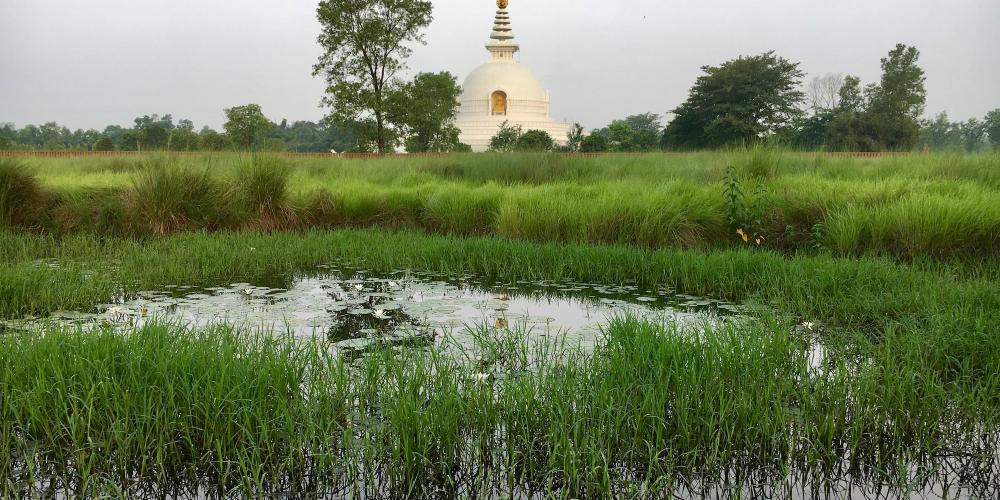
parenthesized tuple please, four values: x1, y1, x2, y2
(455, 1, 570, 151)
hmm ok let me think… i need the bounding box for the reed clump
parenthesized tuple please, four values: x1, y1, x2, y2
(123, 156, 234, 235)
(0, 158, 48, 228)
(234, 154, 301, 231)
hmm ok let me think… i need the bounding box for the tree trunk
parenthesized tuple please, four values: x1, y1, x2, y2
(375, 112, 386, 154)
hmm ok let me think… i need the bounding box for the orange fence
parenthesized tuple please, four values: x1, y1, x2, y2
(0, 150, 917, 160)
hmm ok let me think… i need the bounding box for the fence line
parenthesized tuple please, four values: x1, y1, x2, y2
(0, 150, 917, 160)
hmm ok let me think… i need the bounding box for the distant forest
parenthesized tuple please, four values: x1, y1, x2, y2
(0, 111, 358, 153)
(3, 45, 998, 154)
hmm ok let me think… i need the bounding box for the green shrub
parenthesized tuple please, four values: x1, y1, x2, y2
(515, 130, 555, 152)
(235, 155, 300, 230)
(124, 156, 234, 234)
(0, 158, 47, 228)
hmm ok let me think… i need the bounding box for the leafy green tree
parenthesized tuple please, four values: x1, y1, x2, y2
(314, 0, 433, 154)
(825, 44, 926, 152)
(515, 130, 555, 151)
(565, 123, 584, 152)
(865, 44, 927, 150)
(387, 72, 463, 152)
(199, 128, 232, 151)
(606, 122, 636, 151)
(0, 124, 14, 150)
(93, 137, 115, 151)
(580, 131, 610, 152)
(133, 114, 174, 150)
(957, 118, 987, 153)
(792, 111, 835, 150)
(985, 109, 1000, 150)
(488, 121, 522, 152)
(663, 52, 805, 149)
(224, 104, 272, 150)
(920, 112, 961, 151)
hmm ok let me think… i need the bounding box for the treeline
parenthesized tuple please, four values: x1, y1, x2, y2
(504, 44, 1000, 153)
(0, 105, 359, 153)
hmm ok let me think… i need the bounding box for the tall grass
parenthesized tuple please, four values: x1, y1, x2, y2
(9, 152, 1000, 260)
(234, 155, 300, 230)
(0, 158, 47, 228)
(2, 318, 996, 497)
(124, 156, 234, 234)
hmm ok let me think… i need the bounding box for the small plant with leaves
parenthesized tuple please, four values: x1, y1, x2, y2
(723, 165, 769, 247)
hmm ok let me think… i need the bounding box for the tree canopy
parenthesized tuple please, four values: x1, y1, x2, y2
(663, 52, 805, 149)
(314, 0, 433, 153)
(985, 109, 1000, 150)
(387, 72, 465, 152)
(224, 104, 272, 150)
(824, 45, 927, 151)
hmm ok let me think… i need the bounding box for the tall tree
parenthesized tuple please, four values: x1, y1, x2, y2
(957, 118, 987, 153)
(386, 71, 464, 152)
(663, 52, 805, 149)
(224, 104, 272, 150)
(565, 123, 585, 152)
(806, 73, 845, 113)
(314, 0, 433, 154)
(866, 44, 927, 150)
(985, 109, 1000, 150)
(920, 112, 962, 151)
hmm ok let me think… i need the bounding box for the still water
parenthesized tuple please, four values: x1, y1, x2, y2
(37, 264, 745, 356)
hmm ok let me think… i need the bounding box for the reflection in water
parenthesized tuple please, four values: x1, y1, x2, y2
(37, 265, 746, 358)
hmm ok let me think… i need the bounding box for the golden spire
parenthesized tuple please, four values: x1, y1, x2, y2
(497, 0, 508, 9)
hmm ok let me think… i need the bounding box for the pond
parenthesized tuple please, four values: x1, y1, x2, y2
(33, 263, 748, 358)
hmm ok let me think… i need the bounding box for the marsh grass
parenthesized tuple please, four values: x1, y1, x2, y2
(8, 151, 1000, 260)
(124, 157, 235, 234)
(0, 158, 48, 228)
(1, 318, 996, 498)
(234, 154, 301, 231)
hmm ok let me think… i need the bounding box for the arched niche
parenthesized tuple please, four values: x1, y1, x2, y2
(491, 91, 508, 116)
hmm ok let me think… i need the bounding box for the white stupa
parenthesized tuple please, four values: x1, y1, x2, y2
(455, 0, 570, 151)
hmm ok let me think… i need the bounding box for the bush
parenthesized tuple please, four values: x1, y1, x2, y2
(124, 157, 234, 235)
(0, 158, 47, 228)
(93, 137, 115, 151)
(580, 132, 610, 152)
(235, 155, 299, 230)
(487, 121, 522, 152)
(515, 130, 555, 152)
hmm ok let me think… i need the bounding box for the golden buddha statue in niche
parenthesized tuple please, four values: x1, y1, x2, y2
(491, 91, 507, 115)
(497, 0, 508, 9)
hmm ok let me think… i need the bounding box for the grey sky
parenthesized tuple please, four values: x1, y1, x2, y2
(1, 0, 997, 131)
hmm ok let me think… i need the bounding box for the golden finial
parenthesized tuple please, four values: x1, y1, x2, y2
(497, 0, 508, 9)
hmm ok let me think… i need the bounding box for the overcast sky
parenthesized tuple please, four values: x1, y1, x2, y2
(1, 0, 998, 131)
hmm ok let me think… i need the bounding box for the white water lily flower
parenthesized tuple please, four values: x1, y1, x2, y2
(354, 284, 365, 292)
(373, 309, 390, 320)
